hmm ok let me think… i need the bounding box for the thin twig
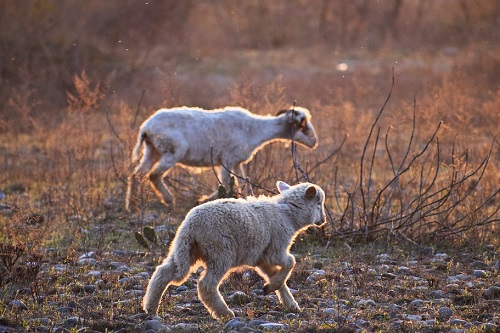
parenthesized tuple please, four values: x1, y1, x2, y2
(131, 89, 145, 129)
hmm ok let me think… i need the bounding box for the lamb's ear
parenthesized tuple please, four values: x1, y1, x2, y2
(304, 186, 317, 200)
(277, 181, 290, 193)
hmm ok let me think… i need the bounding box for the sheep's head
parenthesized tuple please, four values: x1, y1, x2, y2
(277, 181, 326, 227)
(276, 107, 318, 149)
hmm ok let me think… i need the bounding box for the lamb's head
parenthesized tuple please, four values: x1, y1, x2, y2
(276, 107, 318, 149)
(277, 181, 326, 227)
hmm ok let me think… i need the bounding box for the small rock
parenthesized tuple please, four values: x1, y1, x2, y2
(449, 318, 467, 326)
(473, 270, 488, 278)
(381, 272, 397, 280)
(259, 323, 286, 331)
(27, 318, 52, 326)
(224, 318, 246, 331)
(143, 319, 166, 332)
(470, 260, 489, 269)
(438, 306, 453, 321)
(64, 317, 85, 328)
(357, 299, 376, 308)
(305, 269, 326, 283)
(172, 323, 198, 332)
(175, 285, 189, 293)
(484, 286, 500, 299)
(388, 304, 402, 313)
(387, 289, 396, 297)
(57, 307, 75, 314)
(398, 266, 411, 274)
(77, 258, 97, 266)
(78, 252, 94, 259)
(229, 291, 251, 304)
(482, 323, 498, 333)
(409, 299, 424, 308)
(8, 300, 28, 311)
(403, 314, 422, 321)
(434, 253, 449, 260)
(430, 290, 445, 299)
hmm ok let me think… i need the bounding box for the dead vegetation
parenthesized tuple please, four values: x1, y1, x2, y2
(0, 1, 499, 331)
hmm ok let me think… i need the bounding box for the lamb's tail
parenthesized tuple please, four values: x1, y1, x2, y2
(143, 226, 193, 315)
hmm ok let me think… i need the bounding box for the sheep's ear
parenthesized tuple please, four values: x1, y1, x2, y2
(304, 186, 317, 200)
(277, 181, 290, 193)
(276, 109, 289, 116)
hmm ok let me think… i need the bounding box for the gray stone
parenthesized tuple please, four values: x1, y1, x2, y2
(8, 300, 28, 311)
(470, 260, 489, 269)
(449, 318, 467, 326)
(409, 299, 424, 307)
(224, 318, 246, 331)
(259, 323, 286, 331)
(403, 314, 422, 321)
(438, 306, 453, 321)
(430, 290, 445, 299)
(482, 323, 498, 333)
(357, 299, 376, 308)
(248, 319, 266, 327)
(484, 286, 500, 299)
(473, 270, 488, 278)
(172, 323, 198, 332)
(77, 258, 97, 266)
(175, 285, 189, 293)
(64, 317, 85, 328)
(388, 304, 402, 313)
(143, 319, 166, 332)
(381, 272, 397, 279)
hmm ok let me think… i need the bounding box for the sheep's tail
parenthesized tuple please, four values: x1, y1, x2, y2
(143, 225, 194, 315)
(131, 130, 146, 162)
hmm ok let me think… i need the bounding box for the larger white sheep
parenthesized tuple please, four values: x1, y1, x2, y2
(143, 181, 326, 320)
(125, 106, 318, 211)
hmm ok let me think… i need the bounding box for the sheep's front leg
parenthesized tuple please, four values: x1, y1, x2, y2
(262, 253, 295, 295)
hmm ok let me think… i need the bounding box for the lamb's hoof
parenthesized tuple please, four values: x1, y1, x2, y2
(213, 309, 235, 321)
(263, 283, 274, 295)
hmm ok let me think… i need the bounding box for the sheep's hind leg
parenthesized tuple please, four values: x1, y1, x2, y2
(197, 266, 234, 320)
(149, 155, 176, 206)
(126, 145, 159, 211)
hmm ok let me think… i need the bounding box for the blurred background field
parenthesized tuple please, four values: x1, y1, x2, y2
(0, 1, 499, 331)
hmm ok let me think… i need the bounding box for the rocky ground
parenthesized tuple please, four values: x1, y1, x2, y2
(0, 228, 498, 333)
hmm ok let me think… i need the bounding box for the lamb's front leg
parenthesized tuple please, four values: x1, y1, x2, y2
(257, 258, 300, 312)
(275, 284, 300, 312)
(262, 253, 295, 295)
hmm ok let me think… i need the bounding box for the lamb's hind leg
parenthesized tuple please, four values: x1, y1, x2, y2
(143, 257, 190, 315)
(197, 265, 234, 320)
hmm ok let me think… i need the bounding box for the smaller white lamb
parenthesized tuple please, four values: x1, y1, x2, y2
(143, 181, 326, 320)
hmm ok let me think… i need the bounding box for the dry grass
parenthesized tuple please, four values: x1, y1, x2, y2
(0, 1, 499, 331)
